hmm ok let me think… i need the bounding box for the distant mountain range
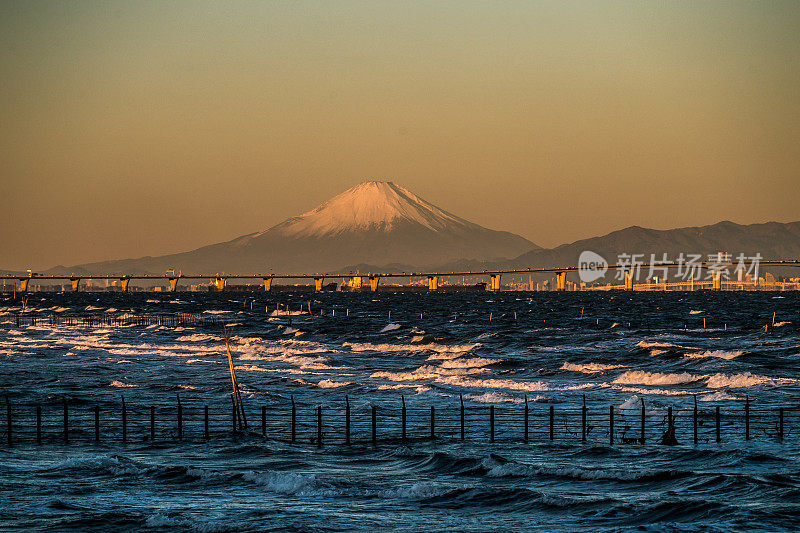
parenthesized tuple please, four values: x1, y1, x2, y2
(504, 220, 800, 270)
(25, 182, 800, 277)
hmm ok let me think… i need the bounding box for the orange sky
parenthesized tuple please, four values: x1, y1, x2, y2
(1, 1, 799, 270)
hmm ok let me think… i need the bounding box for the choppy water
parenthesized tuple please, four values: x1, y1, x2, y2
(1, 291, 799, 531)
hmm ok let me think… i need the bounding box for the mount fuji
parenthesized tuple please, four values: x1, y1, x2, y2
(62, 181, 537, 274)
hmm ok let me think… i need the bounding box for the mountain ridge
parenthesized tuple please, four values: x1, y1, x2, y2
(52, 181, 537, 275)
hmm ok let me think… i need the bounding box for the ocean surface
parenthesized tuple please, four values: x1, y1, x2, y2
(1, 291, 799, 531)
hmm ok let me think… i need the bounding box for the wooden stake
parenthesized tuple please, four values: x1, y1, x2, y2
(489, 405, 495, 442)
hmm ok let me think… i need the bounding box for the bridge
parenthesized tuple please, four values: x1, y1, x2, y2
(2, 259, 799, 293)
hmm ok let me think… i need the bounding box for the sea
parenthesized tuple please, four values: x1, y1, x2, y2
(1, 290, 799, 531)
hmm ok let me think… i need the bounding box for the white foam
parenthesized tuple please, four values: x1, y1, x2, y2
(110, 380, 138, 388)
(439, 357, 498, 369)
(685, 350, 743, 360)
(344, 341, 479, 354)
(467, 392, 523, 403)
(706, 372, 797, 389)
(317, 379, 352, 389)
(636, 340, 688, 349)
(699, 391, 739, 401)
(380, 323, 401, 332)
(613, 370, 702, 386)
(560, 362, 626, 373)
(618, 395, 643, 410)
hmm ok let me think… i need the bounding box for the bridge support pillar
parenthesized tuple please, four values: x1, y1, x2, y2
(120, 278, 131, 292)
(712, 271, 722, 291)
(349, 276, 362, 290)
(214, 277, 227, 291)
(263, 277, 273, 292)
(427, 275, 439, 291)
(19, 278, 30, 292)
(369, 275, 380, 292)
(314, 277, 324, 292)
(556, 272, 566, 291)
(624, 271, 634, 291)
(168, 277, 179, 292)
(490, 274, 501, 291)
(70, 278, 81, 292)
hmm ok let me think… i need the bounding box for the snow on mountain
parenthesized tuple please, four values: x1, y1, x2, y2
(268, 181, 471, 237)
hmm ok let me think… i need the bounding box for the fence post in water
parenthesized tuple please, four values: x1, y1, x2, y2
(95, 405, 100, 442)
(121, 397, 127, 443)
(5, 397, 11, 447)
(204, 406, 209, 440)
(640, 399, 646, 444)
(489, 405, 495, 442)
(316, 405, 322, 448)
(345, 396, 351, 445)
(401, 397, 407, 443)
(430, 405, 435, 440)
(150, 406, 155, 441)
(716, 406, 721, 443)
(231, 394, 237, 436)
(524, 396, 529, 443)
(779, 407, 784, 443)
(460, 395, 465, 441)
(371, 405, 377, 445)
(261, 406, 266, 437)
(693, 396, 698, 445)
(36, 405, 41, 445)
(177, 394, 182, 441)
(581, 396, 587, 444)
(549, 405, 554, 441)
(745, 397, 750, 441)
(63, 397, 69, 444)
(291, 397, 296, 444)
(609, 405, 614, 446)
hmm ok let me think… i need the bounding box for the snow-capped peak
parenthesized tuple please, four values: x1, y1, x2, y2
(270, 181, 472, 237)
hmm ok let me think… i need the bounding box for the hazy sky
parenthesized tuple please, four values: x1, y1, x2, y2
(2, 1, 798, 270)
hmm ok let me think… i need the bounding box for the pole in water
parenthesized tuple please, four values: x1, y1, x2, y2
(581, 395, 587, 443)
(640, 398, 646, 444)
(291, 396, 296, 444)
(63, 397, 69, 444)
(316, 405, 322, 448)
(121, 396, 127, 443)
(5, 396, 11, 447)
(460, 394, 465, 440)
(231, 394, 237, 436)
(745, 396, 750, 441)
(524, 395, 530, 443)
(371, 404, 377, 445)
(345, 396, 351, 445)
(401, 396, 407, 443)
(489, 405, 495, 442)
(609, 404, 614, 446)
(224, 328, 248, 429)
(177, 394, 183, 441)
